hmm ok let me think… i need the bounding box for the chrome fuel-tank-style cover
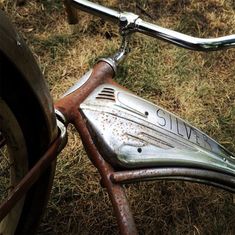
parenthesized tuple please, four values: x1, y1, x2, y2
(80, 84, 235, 174)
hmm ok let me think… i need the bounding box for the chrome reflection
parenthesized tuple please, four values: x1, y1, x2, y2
(80, 84, 235, 175)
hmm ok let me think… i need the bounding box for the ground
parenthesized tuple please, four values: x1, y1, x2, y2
(1, 0, 235, 234)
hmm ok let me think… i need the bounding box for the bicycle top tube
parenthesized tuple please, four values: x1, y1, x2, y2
(71, 0, 235, 51)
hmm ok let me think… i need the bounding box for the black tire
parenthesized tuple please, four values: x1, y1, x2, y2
(0, 10, 57, 235)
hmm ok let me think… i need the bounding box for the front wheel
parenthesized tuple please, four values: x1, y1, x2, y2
(0, 10, 57, 235)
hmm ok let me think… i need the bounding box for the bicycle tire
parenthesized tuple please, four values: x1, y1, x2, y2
(0, 10, 57, 235)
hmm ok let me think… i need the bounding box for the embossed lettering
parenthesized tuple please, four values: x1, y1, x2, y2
(176, 118, 184, 137)
(169, 113, 173, 130)
(155, 108, 216, 154)
(156, 109, 166, 127)
(184, 122, 192, 140)
(202, 134, 212, 151)
(194, 129, 201, 146)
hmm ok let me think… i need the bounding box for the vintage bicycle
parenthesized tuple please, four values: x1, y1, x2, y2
(0, 0, 235, 234)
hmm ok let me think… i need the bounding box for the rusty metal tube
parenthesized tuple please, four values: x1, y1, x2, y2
(55, 60, 138, 234)
(0, 129, 66, 221)
(110, 168, 235, 192)
(72, 112, 138, 235)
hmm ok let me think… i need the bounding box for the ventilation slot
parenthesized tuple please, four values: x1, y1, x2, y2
(96, 87, 115, 101)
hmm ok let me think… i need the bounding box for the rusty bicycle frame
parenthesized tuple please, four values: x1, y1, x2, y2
(1, 0, 235, 234)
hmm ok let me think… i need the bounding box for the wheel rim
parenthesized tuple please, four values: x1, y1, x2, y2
(0, 99, 28, 235)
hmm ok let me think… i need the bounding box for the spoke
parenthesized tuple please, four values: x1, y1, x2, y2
(0, 164, 12, 177)
(0, 132, 6, 148)
(0, 155, 12, 203)
(0, 137, 12, 203)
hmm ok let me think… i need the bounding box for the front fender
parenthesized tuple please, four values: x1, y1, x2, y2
(0, 9, 57, 140)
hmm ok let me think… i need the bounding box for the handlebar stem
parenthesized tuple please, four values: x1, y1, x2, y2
(98, 33, 131, 74)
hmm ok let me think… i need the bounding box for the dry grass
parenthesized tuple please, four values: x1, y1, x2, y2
(2, 0, 235, 234)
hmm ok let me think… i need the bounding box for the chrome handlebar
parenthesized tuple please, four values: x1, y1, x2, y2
(136, 20, 235, 51)
(71, 0, 120, 24)
(71, 0, 235, 51)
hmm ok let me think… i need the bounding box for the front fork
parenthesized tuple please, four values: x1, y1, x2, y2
(55, 59, 139, 235)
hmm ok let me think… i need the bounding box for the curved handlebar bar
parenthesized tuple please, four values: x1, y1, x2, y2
(71, 0, 120, 23)
(71, 0, 235, 51)
(136, 20, 235, 51)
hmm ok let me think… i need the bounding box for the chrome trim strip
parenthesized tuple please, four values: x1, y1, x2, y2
(62, 69, 93, 97)
(56, 118, 68, 152)
(55, 109, 67, 125)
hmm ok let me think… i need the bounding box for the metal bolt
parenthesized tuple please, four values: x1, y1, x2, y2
(119, 16, 128, 28)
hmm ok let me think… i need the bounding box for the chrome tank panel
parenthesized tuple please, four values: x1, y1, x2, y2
(80, 84, 235, 174)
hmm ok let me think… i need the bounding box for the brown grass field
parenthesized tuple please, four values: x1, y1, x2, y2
(1, 0, 235, 234)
